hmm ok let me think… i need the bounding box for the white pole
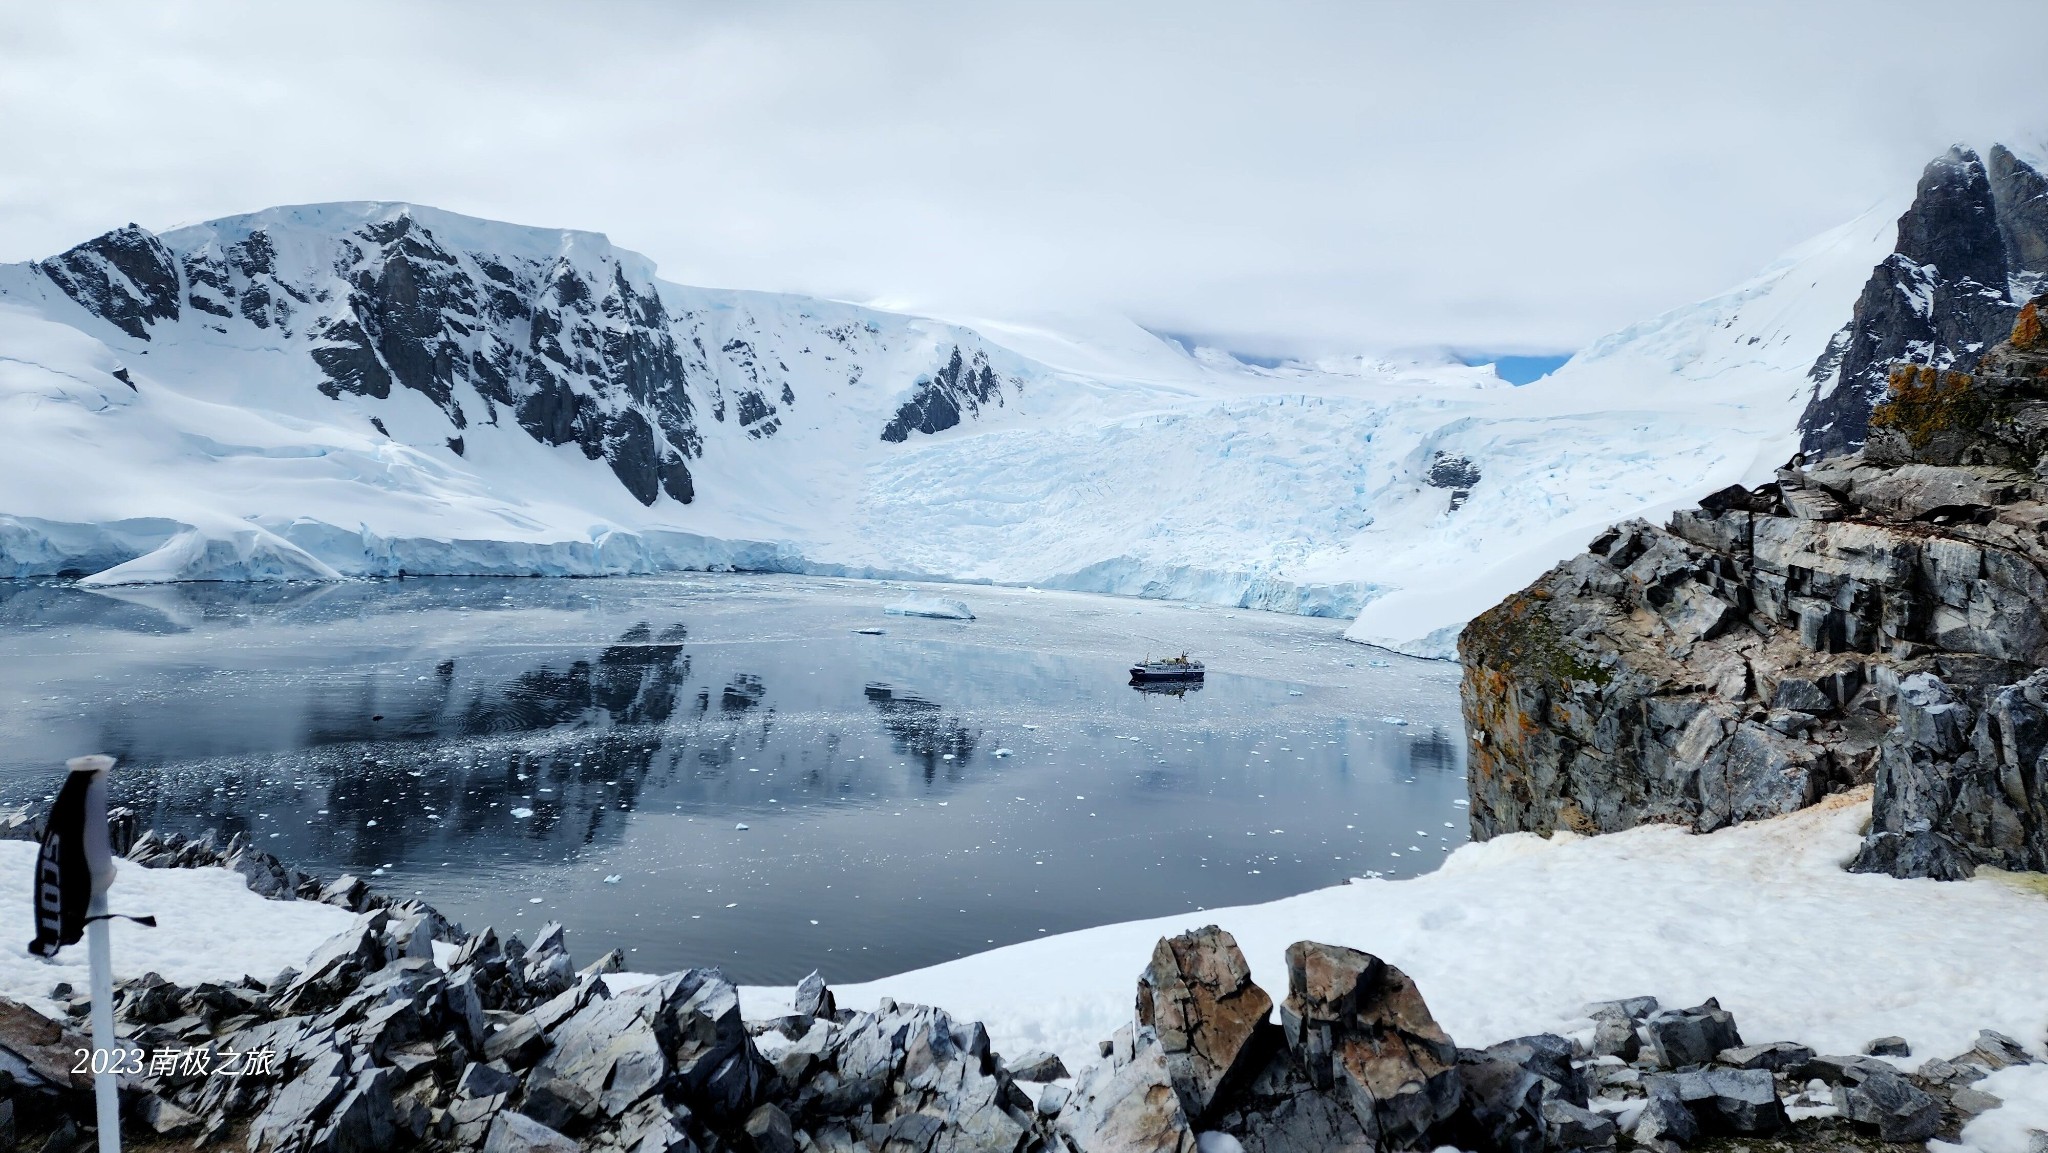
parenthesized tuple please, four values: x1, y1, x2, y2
(69, 754, 121, 1153)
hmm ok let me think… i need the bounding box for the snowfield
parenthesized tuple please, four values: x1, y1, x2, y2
(0, 197, 1903, 653)
(5, 791, 2043, 1151)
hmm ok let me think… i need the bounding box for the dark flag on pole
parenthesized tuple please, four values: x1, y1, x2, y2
(29, 769, 94, 957)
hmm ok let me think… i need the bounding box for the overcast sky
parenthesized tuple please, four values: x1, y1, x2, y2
(3, 1, 2043, 358)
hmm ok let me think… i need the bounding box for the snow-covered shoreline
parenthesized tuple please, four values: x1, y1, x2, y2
(7, 789, 2046, 1149)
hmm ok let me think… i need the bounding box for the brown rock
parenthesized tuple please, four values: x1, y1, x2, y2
(0, 996, 92, 1096)
(1279, 942, 1460, 1148)
(1135, 925, 1278, 1124)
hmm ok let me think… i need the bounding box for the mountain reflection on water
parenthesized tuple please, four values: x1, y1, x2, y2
(0, 575, 1467, 982)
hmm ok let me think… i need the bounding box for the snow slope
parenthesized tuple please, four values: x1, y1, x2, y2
(0, 198, 1903, 651)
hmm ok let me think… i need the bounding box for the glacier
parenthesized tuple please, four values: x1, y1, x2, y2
(0, 197, 1905, 653)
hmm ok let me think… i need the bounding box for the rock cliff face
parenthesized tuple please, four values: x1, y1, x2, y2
(1798, 145, 2048, 459)
(1461, 308, 2048, 878)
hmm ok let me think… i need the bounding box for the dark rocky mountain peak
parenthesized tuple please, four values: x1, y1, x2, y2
(1798, 144, 2048, 459)
(36, 224, 181, 340)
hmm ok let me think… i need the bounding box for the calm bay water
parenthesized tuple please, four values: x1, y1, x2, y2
(0, 575, 1467, 983)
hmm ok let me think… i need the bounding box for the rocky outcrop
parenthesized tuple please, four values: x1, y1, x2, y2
(1461, 316, 2048, 878)
(1799, 145, 2048, 459)
(880, 346, 1017, 443)
(1428, 451, 1482, 512)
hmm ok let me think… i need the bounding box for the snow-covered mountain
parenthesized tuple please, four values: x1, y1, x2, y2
(0, 178, 1914, 653)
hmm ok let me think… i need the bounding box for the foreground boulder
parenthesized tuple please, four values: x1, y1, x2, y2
(1135, 925, 1278, 1124)
(1459, 314, 2048, 878)
(1278, 942, 1462, 1148)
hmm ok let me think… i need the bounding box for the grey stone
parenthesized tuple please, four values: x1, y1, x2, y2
(1055, 1031, 1197, 1153)
(792, 971, 836, 1021)
(319, 874, 370, 910)
(1716, 1042, 1813, 1071)
(1589, 1013, 1639, 1061)
(1642, 1001, 1743, 1069)
(1843, 1068, 1942, 1142)
(314, 1067, 400, 1153)
(1136, 925, 1278, 1123)
(744, 1103, 796, 1153)
(1481, 1034, 1587, 1106)
(1952, 1086, 2003, 1116)
(579, 949, 625, 979)
(1800, 1054, 1896, 1084)
(134, 1092, 202, 1137)
(483, 1110, 580, 1153)
(1632, 1083, 1699, 1148)
(1771, 678, 1835, 714)
(1653, 1067, 1785, 1134)
(1972, 1029, 2035, 1069)
(1864, 1036, 1911, 1057)
(1914, 1057, 1983, 1085)
(1452, 1051, 1546, 1153)
(1004, 1049, 1069, 1082)
(1232, 1087, 1376, 1153)
(247, 1047, 349, 1152)
(1541, 1098, 1617, 1149)
(445, 969, 490, 1050)
(482, 1013, 545, 1068)
(1279, 940, 1462, 1147)
(656, 969, 764, 1123)
(1035, 1083, 1071, 1117)
(520, 1065, 599, 1134)
(227, 848, 298, 901)
(528, 978, 671, 1120)
(1582, 997, 1658, 1022)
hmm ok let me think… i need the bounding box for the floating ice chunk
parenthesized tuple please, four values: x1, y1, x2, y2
(510, 808, 534, 819)
(1380, 716, 1408, 726)
(883, 594, 975, 620)
(528, 897, 543, 904)
(1287, 690, 1303, 696)
(735, 823, 750, 831)
(603, 874, 621, 883)
(993, 748, 1014, 757)
(855, 627, 885, 635)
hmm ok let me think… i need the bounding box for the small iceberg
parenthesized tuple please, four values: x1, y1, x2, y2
(854, 627, 886, 635)
(603, 874, 622, 884)
(735, 822, 750, 831)
(510, 808, 534, 819)
(993, 748, 1014, 758)
(884, 594, 976, 620)
(1380, 716, 1409, 726)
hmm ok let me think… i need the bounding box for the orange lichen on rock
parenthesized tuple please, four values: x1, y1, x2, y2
(2015, 297, 2043, 351)
(1868, 363, 1984, 451)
